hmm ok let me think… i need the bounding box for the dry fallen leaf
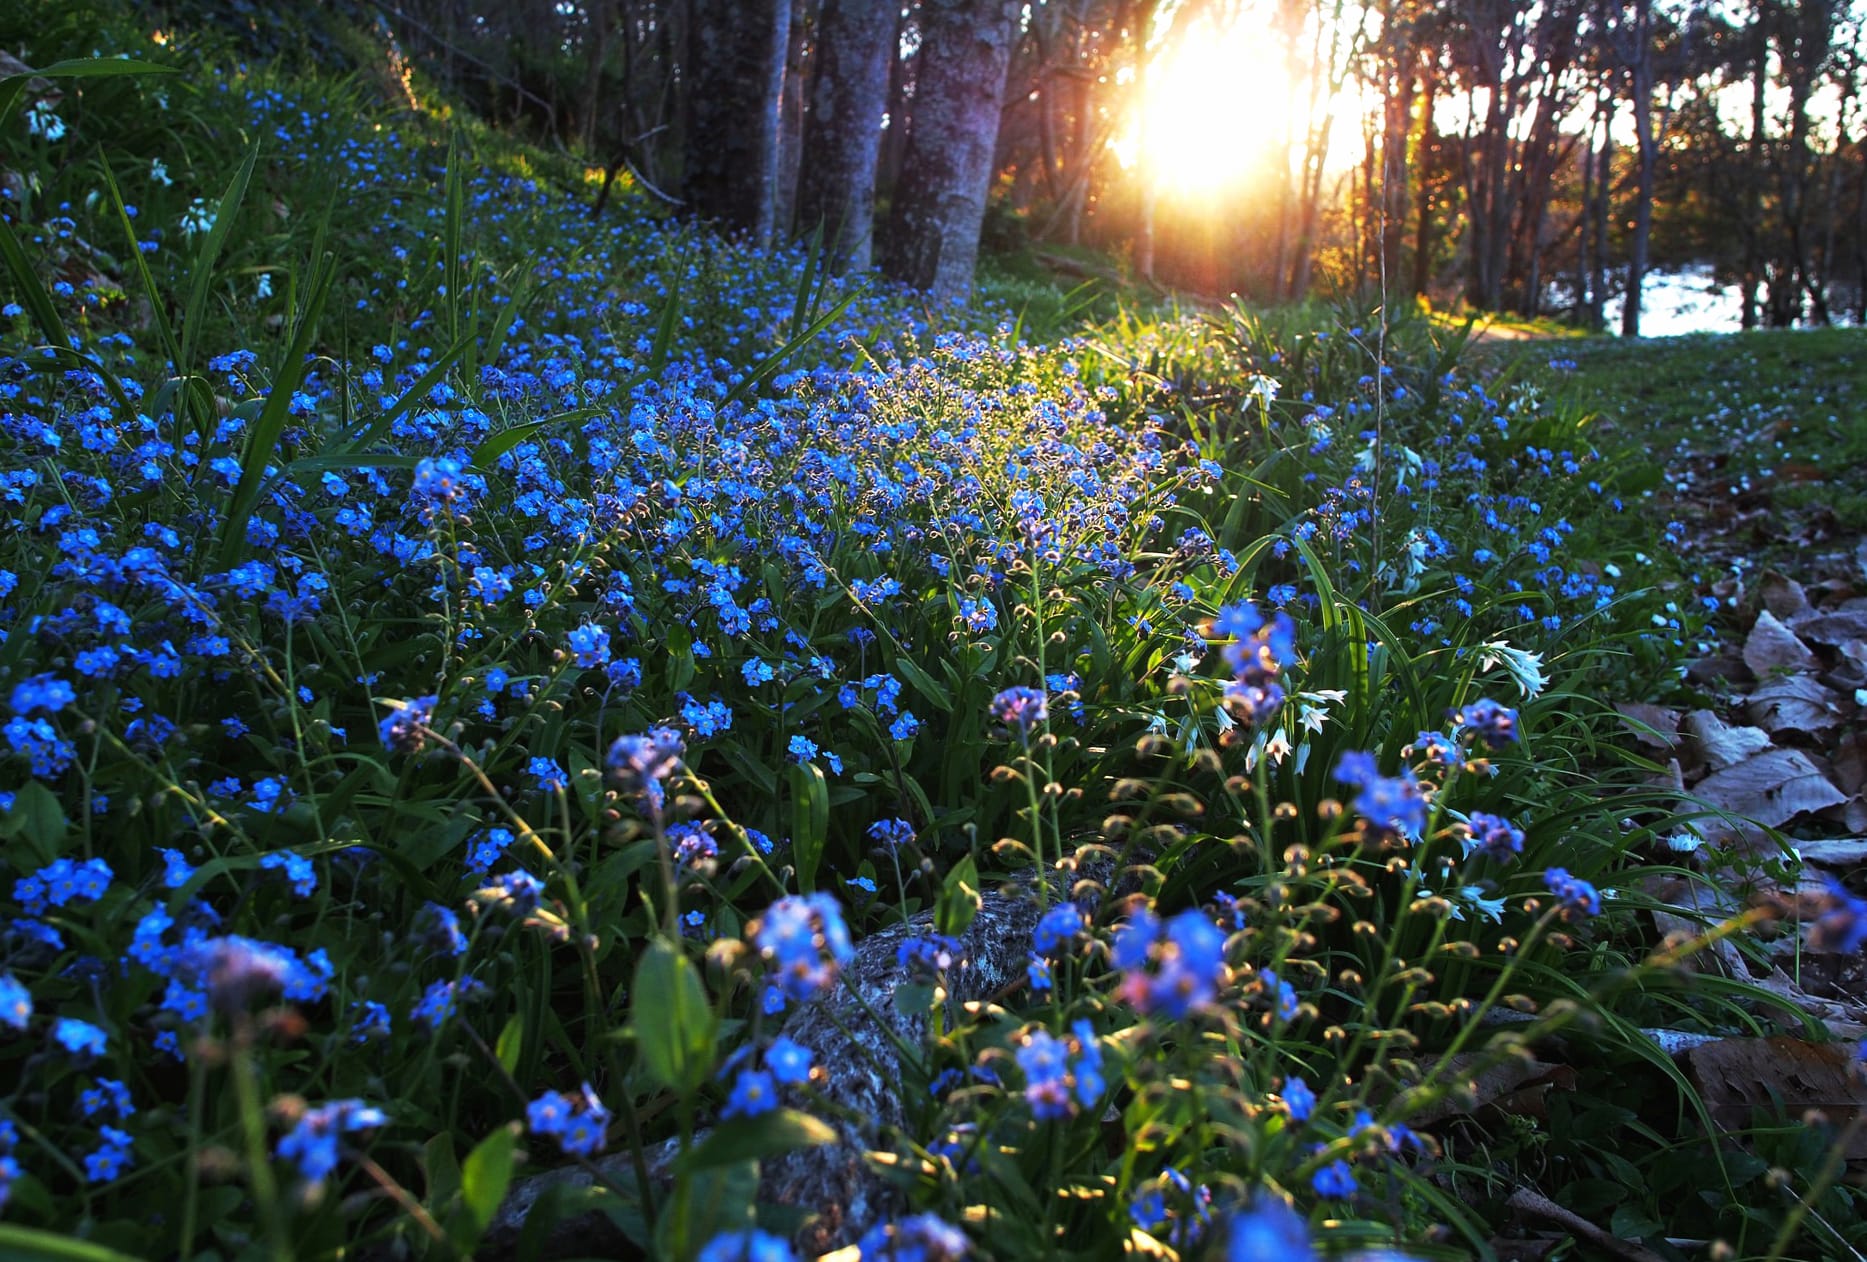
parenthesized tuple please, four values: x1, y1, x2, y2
(1793, 610, 1867, 647)
(1615, 703, 1682, 750)
(1407, 1052, 1576, 1125)
(1796, 838, 1867, 867)
(1743, 609, 1820, 676)
(1692, 748, 1849, 829)
(1760, 570, 1815, 623)
(1745, 675, 1844, 739)
(1684, 710, 1774, 772)
(1686, 1037, 1867, 1157)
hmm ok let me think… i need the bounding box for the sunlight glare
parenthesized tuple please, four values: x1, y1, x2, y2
(1132, 19, 1291, 198)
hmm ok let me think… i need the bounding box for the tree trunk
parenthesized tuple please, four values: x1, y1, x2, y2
(883, 0, 1023, 303)
(1621, 0, 1656, 338)
(773, 0, 813, 243)
(796, 0, 896, 271)
(682, 0, 793, 247)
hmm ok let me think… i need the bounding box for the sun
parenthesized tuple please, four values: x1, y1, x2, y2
(1127, 17, 1294, 198)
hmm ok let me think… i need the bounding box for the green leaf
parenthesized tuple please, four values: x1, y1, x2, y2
(935, 855, 981, 938)
(218, 250, 335, 564)
(788, 760, 830, 894)
(457, 1124, 520, 1246)
(0, 781, 68, 865)
(423, 1133, 462, 1210)
(0, 56, 178, 126)
(495, 1013, 525, 1076)
(678, 1110, 836, 1173)
(892, 654, 954, 713)
(334, 330, 475, 455)
(0, 1226, 148, 1262)
(630, 937, 715, 1094)
(722, 287, 863, 408)
(470, 406, 606, 471)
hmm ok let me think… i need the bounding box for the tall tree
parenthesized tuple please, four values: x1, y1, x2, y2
(683, 0, 793, 246)
(1619, 0, 1657, 335)
(884, 0, 1025, 302)
(796, 0, 899, 271)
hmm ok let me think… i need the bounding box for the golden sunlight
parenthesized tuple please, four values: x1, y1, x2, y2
(1128, 18, 1293, 198)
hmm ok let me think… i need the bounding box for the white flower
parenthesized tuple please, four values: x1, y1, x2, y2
(1244, 374, 1280, 405)
(180, 198, 216, 238)
(1478, 640, 1547, 699)
(1663, 830, 1704, 854)
(25, 101, 66, 142)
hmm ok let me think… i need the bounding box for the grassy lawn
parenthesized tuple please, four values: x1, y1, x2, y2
(1475, 328, 1867, 575)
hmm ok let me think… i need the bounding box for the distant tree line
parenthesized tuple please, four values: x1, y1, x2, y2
(369, 0, 1867, 327)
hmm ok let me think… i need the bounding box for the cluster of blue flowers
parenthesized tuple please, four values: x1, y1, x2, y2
(526, 1083, 611, 1157)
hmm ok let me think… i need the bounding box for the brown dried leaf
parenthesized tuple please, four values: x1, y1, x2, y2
(1615, 703, 1681, 750)
(1744, 675, 1844, 738)
(1760, 570, 1815, 623)
(1744, 609, 1820, 675)
(1407, 1052, 1576, 1125)
(1794, 610, 1867, 647)
(1685, 1037, 1867, 1156)
(1691, 748, 1848, 828)
(1796, 838, 1867, 867)
(1683, 710, 1773, 772)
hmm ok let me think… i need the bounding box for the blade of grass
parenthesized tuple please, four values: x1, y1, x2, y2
(336, 331, 476, 454)
(97, 154, 182, 370)
(722, 288, 862, 408)
(219, 250, 336, 564)
(0, 212, 70, 349)
(469, 406, 607, 470)
(179, 138, 260, 381)
(0, 57, 178, 126)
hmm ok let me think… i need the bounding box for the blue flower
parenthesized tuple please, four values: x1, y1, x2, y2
(1283, 1075, 1315, 1122)
(82, 1126, 134, 1183)
(567, 623, 611, 669)
(754, 893, 855, 1002)
(1311, 1159, 1356, 1198)
(856, 1212, 970, 1260)
(1115, 909, 1229, 1019)
(0, 973, 30, 1031)
(1032, 903, 1085, 955)
(378, 695, 436, 754)
(1811, 876, 1867, 952)
(765, 1036, 813, 1085)
(989, 686, 1047, 743)
(277, 1099, 385, 1183)
(1223, 1197, 1315, 1262)
(259, 850, 317, 896)
(607, 728, 685, 814)
(697, 1229, 797, 1262)
(52, 1017, 107, 1059)
(1543, 867, 1601, 920)
(722, 1069, 778, 1120)
(1459, 697, 1520, 748)
(1465, 811, 1524, 862)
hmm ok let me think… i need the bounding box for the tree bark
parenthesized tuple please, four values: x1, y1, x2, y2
(796, 0, 898, 271)
(682, 0, 793, 247)
(1621, 0, 1656, 338)
(883, 0, 1023, 303)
